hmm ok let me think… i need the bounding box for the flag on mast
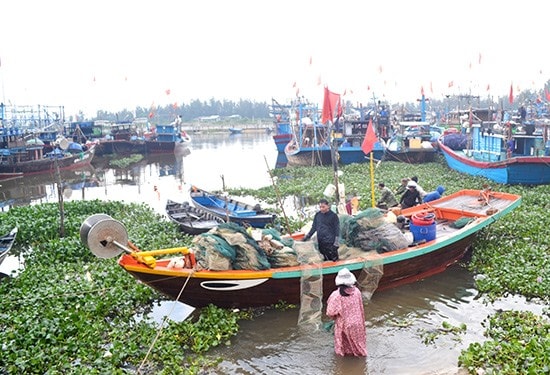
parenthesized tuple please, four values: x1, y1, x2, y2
(321, 86, 342, 124)
(361, 119, 377, 155)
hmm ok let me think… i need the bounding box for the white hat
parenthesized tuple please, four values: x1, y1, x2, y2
(335, 268, 357, 286)
(407, 181, 417, 188)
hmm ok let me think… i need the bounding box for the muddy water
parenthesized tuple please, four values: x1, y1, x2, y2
(203, 264, 543, 375)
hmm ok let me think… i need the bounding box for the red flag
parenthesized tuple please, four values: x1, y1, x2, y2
(165, 89, 171, 95)
(486, 83, 490, 91)
(361, 119, 377, 155)
(545, 87, 550, 101)
(448, 81, 454, 88)
(321, 87, 342, 124)
(508, 83, 514, 104)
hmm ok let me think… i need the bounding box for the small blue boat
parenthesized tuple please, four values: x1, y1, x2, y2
(189, 186, 276, 228)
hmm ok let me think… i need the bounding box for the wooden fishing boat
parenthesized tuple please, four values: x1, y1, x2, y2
(270, 98, 295, 152)
(81, 189, 521, 308)
(0, 227, 18, 266)
(189, 186, 276, 228)
(0, 143, 96, 175)
(166, 199, 224, 235)
(438, 123, 550, 185)
(384, 120, 438, 163)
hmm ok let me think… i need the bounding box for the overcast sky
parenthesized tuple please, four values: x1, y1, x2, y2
(1, 0, 548, 117)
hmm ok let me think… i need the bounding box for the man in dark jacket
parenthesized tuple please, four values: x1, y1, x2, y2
(400, 181, 422, 209)
(303, 199, 340, 261)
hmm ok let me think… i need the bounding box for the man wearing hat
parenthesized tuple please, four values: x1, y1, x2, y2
(326, 268, 367, 356)
(400, 181, 422, 209)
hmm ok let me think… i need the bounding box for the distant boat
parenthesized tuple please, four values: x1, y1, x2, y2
(0, 143, 96, 175)
(228, 127, 243, 134)
(166, 199, 224, 235)
(189, 186, 276, 228)
(384, 120, 439, 163)
(438, 122, 550, 185)
(145, 124, 189, 154)
(283, 100, 334, 167)
(336, 116, 386, 164)
(0, 227, 18, 267)
(269, 98, 294, 152)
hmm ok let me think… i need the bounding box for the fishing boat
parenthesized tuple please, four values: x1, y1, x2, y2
(166, 199, 224, 235)
(336, 117, 386, 164)
(438, 121, 550, 185)
(189, 186, 276, 228)
(81, 189, 521, 308)
(283, 99, 333, 167)
(0, 227, 18, 267)
(145, 124, 189, 154)
(94, 121, 147, 155)
(384, 91, 439, 163)
(228, 127, 243, 135)
(0, 142, 96, 175)
(384, 120, 438, 163)
(269, 98, 294, 152)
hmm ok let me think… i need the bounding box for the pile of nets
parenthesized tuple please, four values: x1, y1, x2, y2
(443, 133, 468, 150)
(193, 223, 305, 270)
(340, 208, 410, 253)
(258, 228, 300, 268)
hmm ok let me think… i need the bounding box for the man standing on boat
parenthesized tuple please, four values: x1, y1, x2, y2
(303, 199, 340, 261)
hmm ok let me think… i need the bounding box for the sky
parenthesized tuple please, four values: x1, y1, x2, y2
(1, 0, 548, 118)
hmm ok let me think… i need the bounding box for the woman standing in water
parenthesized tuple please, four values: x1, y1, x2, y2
(326, 268, 367, 356)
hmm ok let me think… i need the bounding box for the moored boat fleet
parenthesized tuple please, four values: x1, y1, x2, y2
(269, 88, 550, 185)
(0, 105, 191, 176)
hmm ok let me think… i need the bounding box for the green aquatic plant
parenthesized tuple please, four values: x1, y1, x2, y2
(109, 154, 144, 168)
(0, 201, 244, 374)
(459, 310, 550, 374)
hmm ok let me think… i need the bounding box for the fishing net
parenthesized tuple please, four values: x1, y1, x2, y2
(211, 223, 271, 270)
(257, 233, 300, 268)
(354, 223, 411, 253)
(290, 240, 323, 328)
(357, 258, 384, 301)
(192, 233, 235, 270)
(192, 223, 271, 270)
(297, 262, 324, 329)
(341, 208, 410, 253)
(262, 228, 295, 248)
(443, 133, 468, 150)
(449, 217, 474, 229)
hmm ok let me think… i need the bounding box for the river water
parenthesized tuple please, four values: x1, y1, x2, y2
(0, 131, 545, 374)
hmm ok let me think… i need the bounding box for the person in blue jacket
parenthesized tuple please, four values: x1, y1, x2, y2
(423, 185, 446, 203)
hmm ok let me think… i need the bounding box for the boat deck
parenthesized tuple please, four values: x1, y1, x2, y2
(428, 193, 511, 215)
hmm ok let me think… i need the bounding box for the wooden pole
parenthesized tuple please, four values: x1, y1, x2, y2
(264, 156, 291, 234)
